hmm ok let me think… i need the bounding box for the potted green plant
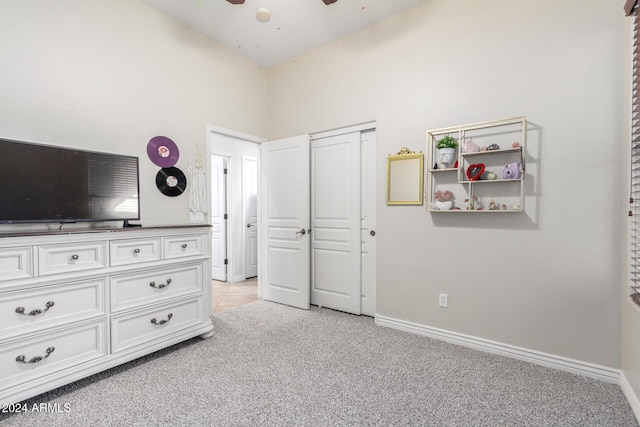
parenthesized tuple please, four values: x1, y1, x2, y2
(435, 135, 458, 169)
(436, 135, 458, 149)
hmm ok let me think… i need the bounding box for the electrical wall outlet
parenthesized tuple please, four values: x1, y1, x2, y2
(439, 293, 448, 308)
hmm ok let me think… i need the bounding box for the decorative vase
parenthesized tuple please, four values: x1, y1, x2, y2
(436, 148, 455, 169)
(462, 140, 479, 153)
(435, 200, 453, 210)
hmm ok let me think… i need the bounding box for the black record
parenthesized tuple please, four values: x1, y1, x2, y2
(156, 167, 187, 197)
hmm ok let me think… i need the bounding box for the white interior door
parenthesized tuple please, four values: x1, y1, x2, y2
(243, 156, 258, 279)
(211, 155, 227, 281)
(260, 135, 310, 309)
(360, 130, 377, 316)
(310, 132, 361, 315)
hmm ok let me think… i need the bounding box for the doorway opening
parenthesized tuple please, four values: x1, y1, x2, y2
(208, 126, 264, 313)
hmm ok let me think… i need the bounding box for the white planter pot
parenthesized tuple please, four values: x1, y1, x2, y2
(435, 200, 453, 210)
(437, 148, 455, 169)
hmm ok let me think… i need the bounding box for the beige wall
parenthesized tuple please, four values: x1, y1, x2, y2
(0, 0, 268, 229)
(268, 0, 625, 369)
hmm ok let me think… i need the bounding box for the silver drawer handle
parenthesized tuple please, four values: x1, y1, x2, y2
(149, 278, 172, 289)
(70, 254, 79, 261)
(150, 313, 173, 325)
(16, 347, 55, 364)
(181, 243, 188, 249)
(15, 301, 55, 316)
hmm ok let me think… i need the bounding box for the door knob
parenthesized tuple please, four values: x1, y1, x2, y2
(370, 230, 376, 237)
(296, 228, 306, 237)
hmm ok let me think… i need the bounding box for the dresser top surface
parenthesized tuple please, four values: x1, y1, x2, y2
(0, 224, 211, 240)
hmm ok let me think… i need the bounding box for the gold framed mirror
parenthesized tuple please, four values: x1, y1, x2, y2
(386, 147, 424, 205)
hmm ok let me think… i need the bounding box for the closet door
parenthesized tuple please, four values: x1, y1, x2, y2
(260, 135, 311, 310)
(310, 132, 361, 315)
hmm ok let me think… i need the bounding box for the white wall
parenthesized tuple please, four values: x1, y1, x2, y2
(268, 0, 624, 368)
(0, 0, 268, 230)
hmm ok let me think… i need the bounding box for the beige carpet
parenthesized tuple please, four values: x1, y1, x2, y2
(1, 300, 637, 426)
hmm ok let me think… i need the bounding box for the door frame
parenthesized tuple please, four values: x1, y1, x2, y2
(207, 125, 265, 296)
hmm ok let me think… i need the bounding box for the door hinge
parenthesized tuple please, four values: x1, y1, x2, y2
(224, 259, 228, 265)
(224, 214, 228, 220)
(224, 168, 228, 174)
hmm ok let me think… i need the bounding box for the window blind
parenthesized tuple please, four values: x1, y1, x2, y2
(628, 0, 640, 306)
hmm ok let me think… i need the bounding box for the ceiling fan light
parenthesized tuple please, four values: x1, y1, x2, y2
(322, 0, 338, 4)
(226, 0, 245, 4)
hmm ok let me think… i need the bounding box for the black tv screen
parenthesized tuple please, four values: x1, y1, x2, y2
(0, 138, 140, 224)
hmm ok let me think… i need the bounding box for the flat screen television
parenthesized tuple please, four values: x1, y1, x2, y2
(0, 138, 140, 224)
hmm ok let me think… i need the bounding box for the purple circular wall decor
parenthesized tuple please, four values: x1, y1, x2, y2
(147, 136, 179, 168)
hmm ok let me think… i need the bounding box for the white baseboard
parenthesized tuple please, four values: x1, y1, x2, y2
(374, 314, 619, 383)
(621, 371, 640, 424)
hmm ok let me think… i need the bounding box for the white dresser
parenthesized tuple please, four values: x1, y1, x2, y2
(0, 226, 214, 405)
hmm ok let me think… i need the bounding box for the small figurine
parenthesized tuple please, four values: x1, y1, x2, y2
(486, 143, 500, 151)
(512, 142, 521, 148)
(489, 197, 496, 210)
(464, 196, 481, 210)
(500, 204, 507, 211)
(486, 171, 497, 180)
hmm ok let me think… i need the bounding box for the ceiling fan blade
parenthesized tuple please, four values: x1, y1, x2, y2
(226, 0, 245, 4)
(322, 0, 338, 4)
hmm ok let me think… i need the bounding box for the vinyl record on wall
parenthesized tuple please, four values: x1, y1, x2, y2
(147, 136, 179, 168)
(156, 167, 187, 197)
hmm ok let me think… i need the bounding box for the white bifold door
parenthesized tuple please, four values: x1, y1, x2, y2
(261, 135, 311, 310)
(261, 129, 375, 316)
(310, 132, 362, 314)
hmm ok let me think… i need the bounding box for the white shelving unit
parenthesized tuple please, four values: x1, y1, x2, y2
(426, 116, 527, 213)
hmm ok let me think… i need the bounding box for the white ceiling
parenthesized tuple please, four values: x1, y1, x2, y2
(142, 0, 427, 68)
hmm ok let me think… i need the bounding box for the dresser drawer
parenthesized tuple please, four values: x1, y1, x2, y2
(0, 279, 105, 339)
(110, 263, 203, 312)
(0, 320, 107, 393)
(111, 298, 202, 353)
(163, 234, 205, 259)
(38, 242, 106, 276)
(110, 238, 161, 266)
(0, 247, 33, 282)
